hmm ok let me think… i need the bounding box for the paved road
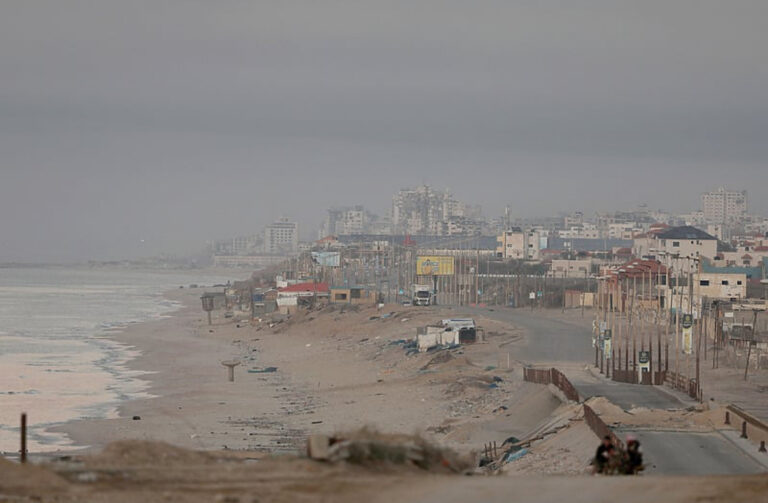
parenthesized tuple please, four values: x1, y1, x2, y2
(619, 430, 764, 475)
(472, 307, 683, 408)
(471, 307, 766, 474)
(470, 307, 593, 363)
(571, 375, 684, 410)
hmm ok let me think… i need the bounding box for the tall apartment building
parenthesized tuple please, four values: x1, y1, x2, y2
(392, 185, 474, 235)
(701, 188, 747, 223)
(321, 206, 369, 237)
(264, 218, 298, 255)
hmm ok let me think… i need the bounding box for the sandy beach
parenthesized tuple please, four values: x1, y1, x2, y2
(6, 290, 765, 502)
(49, 288, 584, 462)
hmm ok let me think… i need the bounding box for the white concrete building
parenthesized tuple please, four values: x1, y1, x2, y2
(264, 218, 298, 255)
(654, 226, 718, 272)
(701, 187, 747, 224)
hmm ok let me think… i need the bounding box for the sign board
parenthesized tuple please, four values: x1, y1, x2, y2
(638, 350, 651, 379)
(529, 292, 536, 300)
(682, 326, 693, 354)
(416, 256, 455, 276)
(311, 251, 340, 267)
(681, 313, 693, 354)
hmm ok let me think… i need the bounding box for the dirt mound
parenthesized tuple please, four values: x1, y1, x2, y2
(308, 428, 473, 474)
(421, 352, 475, 371)
(84, 440, 216, 468)
(0, 457, 69, 492)
(421, 350, 454, 369)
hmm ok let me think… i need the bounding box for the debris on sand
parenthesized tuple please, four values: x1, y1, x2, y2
(306, 428, 473, 473)
(248, 366, 278, 373)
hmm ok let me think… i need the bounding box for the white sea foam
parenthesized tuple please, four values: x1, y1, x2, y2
(0, 267, 229, 453)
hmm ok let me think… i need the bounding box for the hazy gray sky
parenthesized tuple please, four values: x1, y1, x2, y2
(2, 1, 767, 262)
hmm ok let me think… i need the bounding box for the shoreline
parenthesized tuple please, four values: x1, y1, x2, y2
(49, 287, 294, 453)
(46, 290, 564, 461)
(0, 267, 233, 457)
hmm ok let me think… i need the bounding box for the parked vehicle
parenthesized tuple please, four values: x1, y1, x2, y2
(412, 284, 434, 306)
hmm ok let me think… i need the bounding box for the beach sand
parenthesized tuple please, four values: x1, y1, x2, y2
(50, 289, 564, 458)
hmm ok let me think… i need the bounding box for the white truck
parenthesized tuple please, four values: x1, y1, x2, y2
(412, 284, 434, 306)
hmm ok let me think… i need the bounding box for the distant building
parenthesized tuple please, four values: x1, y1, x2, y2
(563, 211, 584, 228)
(392, 185, 478, 235)
(549, 259, 592, 278)
(321, 206, 370, 237)
(264, 218, 298, 255)
(212, 255, 286, 268)
(496, 227, 548, 260)
(558, 223, 599, 239)
(631, 223, 670, 258)
(701, 187, 747, 224)
(211, 235, 261, 256)
(695, 271, 748, 302)
(654, 225, 718, 273)
(496, 228, 526, 259)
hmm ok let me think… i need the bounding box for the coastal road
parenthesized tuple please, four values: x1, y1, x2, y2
(466, 307, 766, 475)
(618, 430, 765, 475)
(472, 307, 594, 363)
(467, 307, 684, 409)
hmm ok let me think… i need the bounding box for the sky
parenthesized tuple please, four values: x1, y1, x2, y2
(1, 1, 767, 262)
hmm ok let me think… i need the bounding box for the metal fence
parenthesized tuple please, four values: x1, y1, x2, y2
(551, 368, 580, 402)
(665, 371, 701, 401)
(583, 403, 624, 450)
(522, 367, 552, 385)
(611, 369, 638, 384)
(523, 367, 580, 402)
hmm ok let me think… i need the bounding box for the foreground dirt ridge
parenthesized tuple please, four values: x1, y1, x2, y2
(3, 440, 768, 503)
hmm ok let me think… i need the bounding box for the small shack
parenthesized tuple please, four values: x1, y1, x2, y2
(330, 286, 378, 305)
(276, 282, 330, 314)
(441, 318, 478, 344)
(416, 318, 477, 352)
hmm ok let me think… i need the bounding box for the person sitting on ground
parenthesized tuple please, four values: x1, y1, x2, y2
(623, 436, 644, 475)
(593, 435, 614, 474)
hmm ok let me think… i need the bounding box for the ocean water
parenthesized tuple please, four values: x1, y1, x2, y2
(0, 267, 230, 454)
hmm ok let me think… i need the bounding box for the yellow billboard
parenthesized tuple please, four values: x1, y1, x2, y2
(416, 256, 455, 276)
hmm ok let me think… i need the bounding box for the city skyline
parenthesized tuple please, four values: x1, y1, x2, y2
(2, 2, 768, 262)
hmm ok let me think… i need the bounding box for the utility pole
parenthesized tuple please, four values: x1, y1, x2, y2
(675, 256, 681, 381)
(562, 269, 566, 313)
(745, 310, 758, 381)
(475, 247, 480, 306)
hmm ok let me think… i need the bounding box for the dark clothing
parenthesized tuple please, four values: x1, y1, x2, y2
(625, 448, 643, 474)
(594, 444, 613, 473)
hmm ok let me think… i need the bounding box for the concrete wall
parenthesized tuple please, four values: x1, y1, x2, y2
(330, 288, 377, 305)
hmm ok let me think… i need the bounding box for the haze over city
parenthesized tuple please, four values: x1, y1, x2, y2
(2, 1, 767, 262)
(4, 3, 768, 502)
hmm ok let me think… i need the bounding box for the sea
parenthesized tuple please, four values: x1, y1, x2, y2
(0, 266, 231, 454)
